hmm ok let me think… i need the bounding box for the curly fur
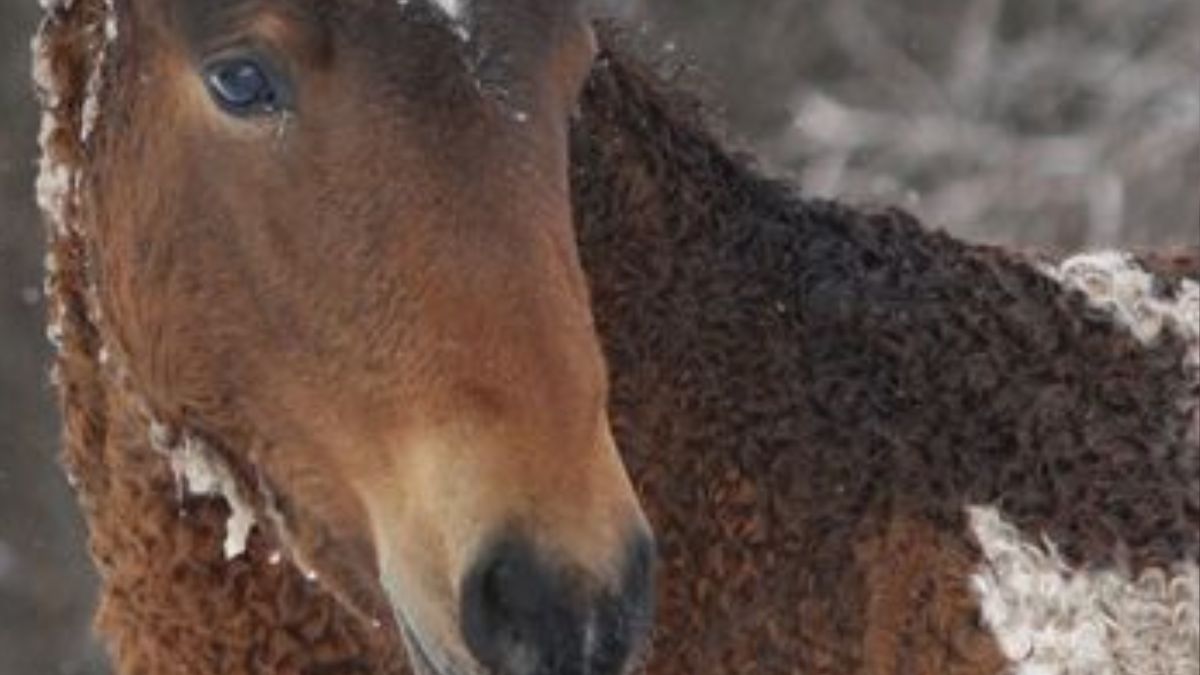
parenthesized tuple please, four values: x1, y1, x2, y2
(969, 506, 1198, 674)
(573, 37, 1197, 673)
(34, 3, 1198, 673)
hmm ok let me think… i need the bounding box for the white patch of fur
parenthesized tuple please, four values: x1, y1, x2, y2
(153, 425, 257, 560)
(968, 505, 1200, 675)
(1044, 250, 1200, 445)
(1044, 251, 1200, 347)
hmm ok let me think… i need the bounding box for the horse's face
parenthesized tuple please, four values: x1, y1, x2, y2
(90, 0, 652, 672)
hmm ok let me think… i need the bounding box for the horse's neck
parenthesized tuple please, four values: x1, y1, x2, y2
(572, 47, 1199, 575)
(572, 52, 1199, 674)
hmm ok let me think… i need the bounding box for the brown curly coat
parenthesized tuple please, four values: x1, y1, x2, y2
(36, 2, 1197, 673)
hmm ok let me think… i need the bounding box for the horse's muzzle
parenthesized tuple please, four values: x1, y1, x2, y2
(460, 529, 656, 675)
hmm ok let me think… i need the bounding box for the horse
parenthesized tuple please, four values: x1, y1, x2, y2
(34, 1, 1199, 674)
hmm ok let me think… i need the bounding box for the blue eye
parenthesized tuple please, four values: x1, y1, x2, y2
(204, 57, 288, 115)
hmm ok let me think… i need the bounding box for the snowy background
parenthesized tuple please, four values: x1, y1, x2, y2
(1, 1, 1197, 673)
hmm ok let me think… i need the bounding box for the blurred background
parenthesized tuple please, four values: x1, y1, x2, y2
(1, 1, 1196, 673)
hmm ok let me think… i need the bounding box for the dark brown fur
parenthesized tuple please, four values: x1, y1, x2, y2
(574, 39, 1197, 672)
(37, 4, 1198, 674)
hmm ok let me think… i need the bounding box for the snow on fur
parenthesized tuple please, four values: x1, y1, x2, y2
(80, 0, 117, 142)
(32, 30, 73, 239)
(430, 0, 465, 21)
(151, 423, 258, 560)
(37, 0, 260, 563)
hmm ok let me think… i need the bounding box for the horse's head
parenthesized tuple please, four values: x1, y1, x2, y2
(82, 0, 652, 672)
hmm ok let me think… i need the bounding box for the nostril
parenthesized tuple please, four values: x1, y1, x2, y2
(460, 532, 656, 675)
(482, 552, 539, 620)
(474, 555, 540, 665)
(462, 536, 581, 675)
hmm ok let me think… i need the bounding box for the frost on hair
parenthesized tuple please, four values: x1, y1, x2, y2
(431, 0, 465, 20)
(80, 1, 116, 143)
(32, 29, 73, 239)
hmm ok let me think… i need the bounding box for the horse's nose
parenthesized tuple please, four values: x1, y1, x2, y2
(461, 531, 655, 675)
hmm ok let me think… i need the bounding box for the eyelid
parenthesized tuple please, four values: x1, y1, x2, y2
(203, 40, 291, 81)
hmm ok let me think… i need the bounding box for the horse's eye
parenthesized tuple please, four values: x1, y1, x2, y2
(204, 57, 288, 116)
